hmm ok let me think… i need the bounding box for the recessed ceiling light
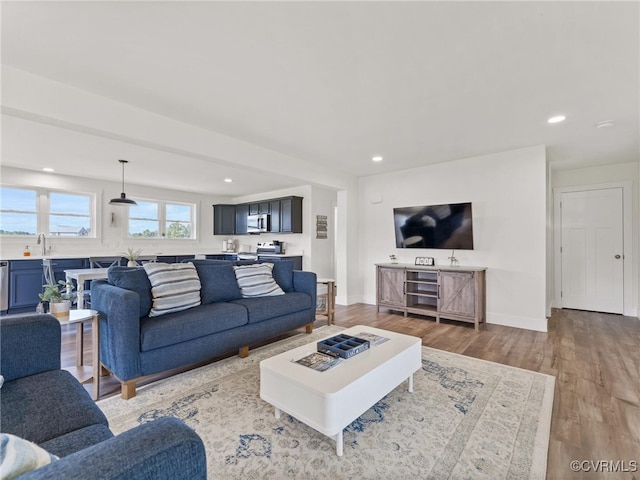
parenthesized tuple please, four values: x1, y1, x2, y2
(372, 155, 383, 162)
(596, 120, 615, 128)
(42, 168, 55, 172)
(547, 115, 566, 124)
(224, 178, 233, 183)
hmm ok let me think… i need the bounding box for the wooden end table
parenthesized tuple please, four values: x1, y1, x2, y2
(56, 309, 100, 400)
(316, 278, 336, 325)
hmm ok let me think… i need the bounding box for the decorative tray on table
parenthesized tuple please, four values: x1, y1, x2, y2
(317, 334, 370, 359)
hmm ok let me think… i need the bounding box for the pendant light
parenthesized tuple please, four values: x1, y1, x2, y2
(109, 159, 137, 206)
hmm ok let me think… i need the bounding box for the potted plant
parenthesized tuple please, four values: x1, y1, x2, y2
(39, 280, 75, 318)
(122, 247, 143, 267)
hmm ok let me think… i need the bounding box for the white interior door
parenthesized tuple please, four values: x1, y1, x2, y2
(560, 188, 624, 314)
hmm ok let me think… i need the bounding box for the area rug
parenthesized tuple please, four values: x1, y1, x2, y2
(98, 326, 554, 480)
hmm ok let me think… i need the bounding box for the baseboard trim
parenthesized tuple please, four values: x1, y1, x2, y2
(487, 312, 548, 332)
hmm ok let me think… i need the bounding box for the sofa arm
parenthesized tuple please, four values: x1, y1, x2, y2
(293, 270, 317, 311)
(19, 417, 207, 480)
(0, 314, 61, 382)
(90, 280, 143, 381)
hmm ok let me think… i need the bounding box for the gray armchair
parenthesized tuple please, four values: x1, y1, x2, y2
(0, 313, 207, 479)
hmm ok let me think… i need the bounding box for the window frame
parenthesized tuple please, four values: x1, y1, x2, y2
(127, 197, 197, 240)
(0, 185, 97, 239)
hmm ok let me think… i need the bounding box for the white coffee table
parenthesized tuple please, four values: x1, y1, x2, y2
(260, 325, 421, 456)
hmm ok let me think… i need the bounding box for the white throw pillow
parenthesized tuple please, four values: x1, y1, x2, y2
(0, 434, 58, 479)
(143, 262, 202, 317)
(233, 263, 285, 298)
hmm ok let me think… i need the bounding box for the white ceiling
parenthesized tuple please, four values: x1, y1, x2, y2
(1, 1, 638, 196)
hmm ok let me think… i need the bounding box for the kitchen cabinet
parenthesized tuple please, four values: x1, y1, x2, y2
(249, 202, 270, 215)
(9, 260, 43, 313)
(269, 200, 281, 233)
(235, 204, 249, 235)
(213, 204, 236, 235)
(8, 258, 87, 314)
(376, 264, 486, 329)
(259, 255, 303, 271)
(206, 254, 237, 261)
(213, 196, 303, 235)
(280, 196, 303, 233)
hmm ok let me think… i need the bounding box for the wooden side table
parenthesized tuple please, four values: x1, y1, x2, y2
(316, 278, 336, 325)
(57, 309, 100, 400)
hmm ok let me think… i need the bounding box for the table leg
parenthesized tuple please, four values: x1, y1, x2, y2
(327, 282, 335, 325)
(335, 430, 343, 456)
(274, 407, 281, 420)
(92, 314, 100, 400)
(76, 280, 84, 309)
(408, 374, 414, 393)
(76, 323, 84, 367)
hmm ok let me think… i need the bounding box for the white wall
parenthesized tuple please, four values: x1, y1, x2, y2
(550, 161, 639, 317)
(358, 146, 548, 332)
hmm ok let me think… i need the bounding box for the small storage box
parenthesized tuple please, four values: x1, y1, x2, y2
(317, 334, 370, 359)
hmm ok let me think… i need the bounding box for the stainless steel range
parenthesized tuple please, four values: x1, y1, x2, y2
(257, 241, 285, 254)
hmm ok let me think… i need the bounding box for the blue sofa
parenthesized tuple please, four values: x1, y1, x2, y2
(91, 260, 317, 399)
(0, 313, 207, 480)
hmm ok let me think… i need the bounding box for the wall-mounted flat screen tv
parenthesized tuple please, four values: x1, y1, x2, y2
(393, 202, 474, 249)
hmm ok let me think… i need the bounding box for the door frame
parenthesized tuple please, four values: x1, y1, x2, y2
(553, 181, 633, 315)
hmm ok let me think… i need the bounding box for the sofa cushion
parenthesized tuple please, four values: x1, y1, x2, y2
(144, 263, 202, 317)
(233, 263, 285, 298)
(107, 266, 152, 318)
(0, 433, 58, 478)
(260, 260, 295, 292)
(39, 424, 113, 458)
(230, 292, 312, 324)
(140, 302, 248, 351)
(0, 370, 109, 445)
(194, 263, 242, 304)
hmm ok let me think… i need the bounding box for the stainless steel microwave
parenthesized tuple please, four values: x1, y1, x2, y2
(247, 214, 270, 233)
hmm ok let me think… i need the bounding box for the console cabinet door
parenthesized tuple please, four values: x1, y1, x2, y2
(377, 267, 405, 308)
(438, 271, 476, 318)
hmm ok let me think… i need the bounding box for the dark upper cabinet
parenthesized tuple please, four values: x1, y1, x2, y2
(213, 204, 236, 235)
(280, 196, 303, 233)
(214, 197, 302, 235)
(249, 202, 270, 215)
(269, 200, 281, 233)
(235, 204, 249, 235)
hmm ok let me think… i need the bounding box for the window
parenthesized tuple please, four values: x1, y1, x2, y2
(129, 201, 159, 238)
(0, 187, 38, 235)
(0, 187, 94, 237)
(128, 199, 195, 239)
(49, 192, 92, 236)
(166, 203, 192, 238)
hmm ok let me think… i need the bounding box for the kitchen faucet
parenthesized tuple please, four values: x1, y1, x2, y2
(37, 233, 47, 256)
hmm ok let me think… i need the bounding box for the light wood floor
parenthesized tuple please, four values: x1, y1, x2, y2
(61, 305, 640, 479)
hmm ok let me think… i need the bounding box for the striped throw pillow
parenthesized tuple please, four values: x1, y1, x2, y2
(143, 262, 202, 317)
(233, 263, 285, 298)
(0, 433, 58, 479)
